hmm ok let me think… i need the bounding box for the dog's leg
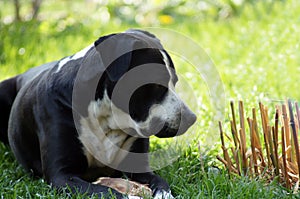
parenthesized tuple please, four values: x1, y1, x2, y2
(33, 116, 126, 198)
(51, 175, 126, 198)
(127, 172, 174, 199)
(7, 82, 129, 198)
(122, 139, 174, 198)
(0, 77, 17, 144)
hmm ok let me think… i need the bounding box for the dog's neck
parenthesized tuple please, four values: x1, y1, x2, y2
(79, 92, 138, 168)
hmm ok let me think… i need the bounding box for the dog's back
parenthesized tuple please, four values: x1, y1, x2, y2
(0, 61, 57, 144)
(0, 77, 18, 144)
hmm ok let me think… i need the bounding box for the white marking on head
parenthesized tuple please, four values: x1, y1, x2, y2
(136, 50, 182, 132)
(55, 44, 94, 73)
(160, 50, 175, 90)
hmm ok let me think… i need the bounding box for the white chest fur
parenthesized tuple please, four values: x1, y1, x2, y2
(79, 93, 137, 168)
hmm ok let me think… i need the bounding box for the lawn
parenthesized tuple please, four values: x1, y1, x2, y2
(1, 0, 300, 198)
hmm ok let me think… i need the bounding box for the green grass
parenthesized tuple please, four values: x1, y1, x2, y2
(1, 0, 300, 198)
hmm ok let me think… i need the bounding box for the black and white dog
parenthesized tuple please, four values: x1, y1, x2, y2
(0, 29, 196, 198)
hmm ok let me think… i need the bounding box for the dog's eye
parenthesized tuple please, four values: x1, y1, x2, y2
(129, 84, 168, 122)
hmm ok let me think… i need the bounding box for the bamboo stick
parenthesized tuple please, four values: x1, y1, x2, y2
(230, 101, 238, 142)
(230, 121, 239, 150)
(253, 107, 266, 171)
(252, 108, 261, 148)
(272, 126, 279, 176)
(239, 101, 248, 175)
(267, 125, 276, 174)
(216, 155, 239, 174)
(282, 104, 291, 162)
(273, 109, 280, 176)
(219, 121, 233, 175)
(259, 102, 271, 168)
(288, 100, 300, 181)
(295, 102, 300, 131)
(281, 126, 290, 188)
(248, 118, 259, 176)
(231, 147, 241, 176)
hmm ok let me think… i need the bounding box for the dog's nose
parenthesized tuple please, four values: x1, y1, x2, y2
(185, 111, 197, 127)
(181, 106, 197, 128)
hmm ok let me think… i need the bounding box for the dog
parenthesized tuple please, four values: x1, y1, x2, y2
(0, 29, 196, 198)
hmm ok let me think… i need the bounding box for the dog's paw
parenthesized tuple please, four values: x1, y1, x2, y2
(153, 190, 174, 199)
(127, 196, 143, 199)
(128, 196, 144, 199)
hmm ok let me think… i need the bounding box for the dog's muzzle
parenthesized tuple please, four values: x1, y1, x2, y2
(154, 105, 196, 138)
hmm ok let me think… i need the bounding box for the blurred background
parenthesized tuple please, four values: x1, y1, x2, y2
(1, 0, 272, 25)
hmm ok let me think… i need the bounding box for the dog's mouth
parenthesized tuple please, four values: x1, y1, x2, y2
(155, 125, 176, 138)
(155, 122, 192, 138)
(155, 111, 197, 138)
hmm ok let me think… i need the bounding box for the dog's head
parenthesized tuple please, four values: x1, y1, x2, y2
(94, 29, 196, 138)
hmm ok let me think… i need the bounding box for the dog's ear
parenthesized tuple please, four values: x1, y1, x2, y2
(94, 30, 164, 82)
(94, 33, 136, 82)
(94, 34, 116, 47)
(105, 51, 132, 82)
(125, 29, 157, 39)
(125, 29, 163, 48)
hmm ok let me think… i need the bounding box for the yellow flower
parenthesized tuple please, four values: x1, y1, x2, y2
(159, 15, 174, 25)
